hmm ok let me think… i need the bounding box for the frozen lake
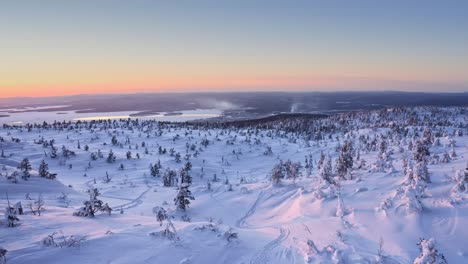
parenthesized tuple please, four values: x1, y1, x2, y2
(0, 107, 222, 124)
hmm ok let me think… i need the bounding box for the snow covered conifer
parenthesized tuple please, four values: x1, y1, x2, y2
(153, 206, 167, 226)
(413, 140, 429, 162)
(163, 169, 177, 187)
(5, 195, 20, 227)
(107, 150, 116, 163)
(38, 160, 56, 179)
(414, 159, 430, 184)
(174, 183, 194, 211)
(179, 168, 192, 186)
(336, 140, 353, 180)
(5, 205, 20, 227)
(184, 161, 192, 172)
(284, 160, 302, 183)
(319, 156, 335, 185)
(19, 158, 32, 180)
(150, 163, 160, 177)
(38, 160, 49, 178)
(270, 161, 285, 184)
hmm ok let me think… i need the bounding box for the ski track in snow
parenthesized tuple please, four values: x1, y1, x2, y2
(431, 203, 459, 239)
(236, 190, 266, 228)
(249, 227, 296, 264)
(113, 187, 152, 210)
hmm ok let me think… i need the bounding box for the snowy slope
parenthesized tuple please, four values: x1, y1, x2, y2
(0, 106, 467, 264)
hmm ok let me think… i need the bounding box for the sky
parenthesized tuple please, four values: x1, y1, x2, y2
(0, 0, 467, 98)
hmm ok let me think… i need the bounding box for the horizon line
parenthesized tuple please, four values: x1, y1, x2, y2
(1, 89, 467, 100)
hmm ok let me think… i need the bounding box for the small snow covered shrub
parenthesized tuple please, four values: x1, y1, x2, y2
(414, 238, 447, 264)
(4, 204, 20, 227)
(29, 194, 45, 216)
(150, 221, 178, 240)
(194, 221, 219, 233)
(153, 206, 168, 226)
(223, 228, 238, 242)
(0, 247, 7, 264)
(42, 232, 86, 248)
(451, 169, 468, 197)
(73, 188, 112, 217)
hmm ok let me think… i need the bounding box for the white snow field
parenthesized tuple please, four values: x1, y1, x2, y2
(0, 106, 467, 264)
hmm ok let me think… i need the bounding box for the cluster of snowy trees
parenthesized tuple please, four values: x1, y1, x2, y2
(270, 159, 303, 184)
(1, 159, 56, 183)
(0, 106, 465, 261)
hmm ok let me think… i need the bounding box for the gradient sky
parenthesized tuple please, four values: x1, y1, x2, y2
(1, 0, 467, 97)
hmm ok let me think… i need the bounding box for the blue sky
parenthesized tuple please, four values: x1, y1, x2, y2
(0, 0, 467, 97)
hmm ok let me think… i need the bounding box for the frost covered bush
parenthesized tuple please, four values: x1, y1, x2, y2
(42, 232, 86, 248)
(396, 186, 423, 215)
(451, 169, 468, 197)
(0, 247, 7, 264)
(414, 238, 447, 264)
(150, 220, 178, 240)
(4, 207, 20, 227)
(223, 228, 238, 242)
(73, 188, 112, 217)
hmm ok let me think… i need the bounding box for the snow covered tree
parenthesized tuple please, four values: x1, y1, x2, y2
(317, 152, 326, 171)
(150, 163, 160, 177)
(184, 161, 192, 172)
(38, 160, 49, 178)
(397, 186, 423, 215)
(335, 140, 353, 180)
(174, 183, 194, 211)
(270, 161, 285, 184)
(179, 169, 192, 186)
(263, 146, 273, 156)
(163, 169, 177, 187)
(451, 169, 468, 196)
(153, 206, 168, 226)
(414, 159, 430, 184)
(175, 153, 181, 163)
(38, 160, 56, 179)
(19, 158, 32, 180)
(0, 247, 6, 264)
(413, 140, 430, 162)
(5, 195, 20, 227)
(284, 160, 302, 183)
(73, 188, 112, 217)
(319, 156, 335, 185)
(107, 150, 116, 163)
(50, 146, 58, 159)
(111, 135, 118, 145)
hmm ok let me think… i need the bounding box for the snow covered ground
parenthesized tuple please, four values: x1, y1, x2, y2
(0, 106, 466, 264)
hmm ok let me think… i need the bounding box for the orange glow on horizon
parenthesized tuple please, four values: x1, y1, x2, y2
(2, 74, 465, 98)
